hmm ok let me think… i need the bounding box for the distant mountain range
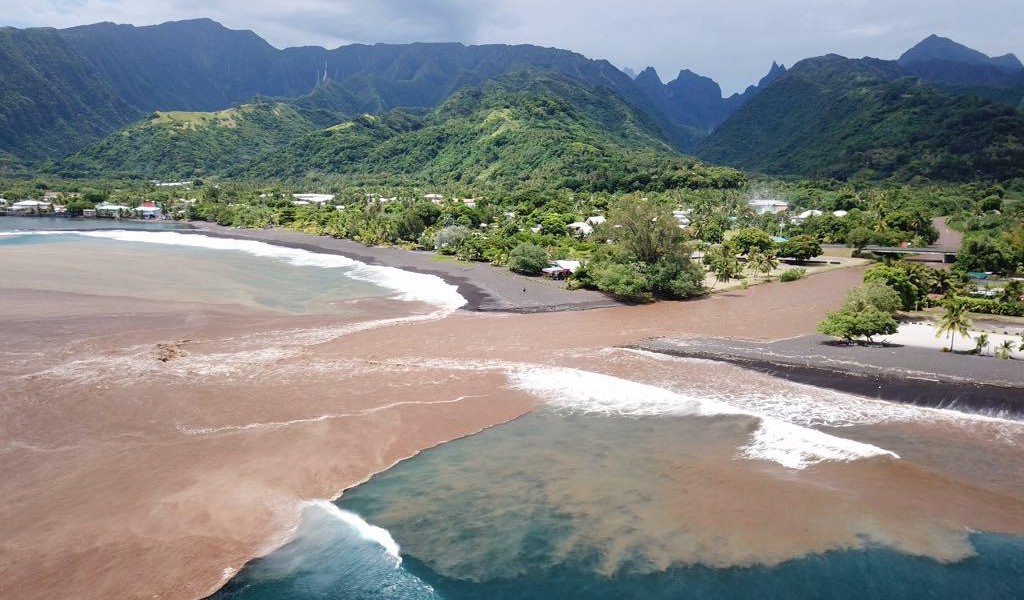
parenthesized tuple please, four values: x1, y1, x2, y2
(698, 55, 1024, 181)
(1, 18, 1022, 183)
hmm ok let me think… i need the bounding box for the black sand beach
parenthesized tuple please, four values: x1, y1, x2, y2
(187, 222, 621, 313)
(633, 336, 1024, 414)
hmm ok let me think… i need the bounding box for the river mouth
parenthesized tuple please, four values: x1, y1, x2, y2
(211, 400, 1024, 599)
(3, 221, 1022, 600)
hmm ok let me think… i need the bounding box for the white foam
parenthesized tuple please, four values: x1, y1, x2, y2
(307, 500, 402, 563)
(615, 348, 1024, 439)
(26, 229, 466, 312)
(509, 366, 898, 470)
(744, 420, 897, 470)
(509, 367, 741, 418)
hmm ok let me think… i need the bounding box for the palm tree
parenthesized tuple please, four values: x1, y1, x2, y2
(973, 333, 990, 356)
(706, 245, 741, 289)
(746, 250, 779, 281)
(995, 340, 1015, 360)
(935, 300, 971, 352)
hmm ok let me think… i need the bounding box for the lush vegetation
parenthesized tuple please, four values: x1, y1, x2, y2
(47, 71, 747, 195)
(55, 101, 319, 179)
(699, 55, 1024, 182)
(573, 197, 705, 302)
(817, 281, 901, 342)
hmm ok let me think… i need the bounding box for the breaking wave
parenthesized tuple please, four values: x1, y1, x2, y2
(508, 366, 899, 470)
(306, 500, 402, 564)
(6, 229, 466, 312)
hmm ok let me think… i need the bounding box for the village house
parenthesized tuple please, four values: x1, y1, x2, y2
(292, 193, 335, 204)
(94, 202, 131, 217)
(671, 210, 691, 227)
(567, 221, 593, 237)
(749, 199, 789, 215)
(425, 193, 445, 205)
(12, 200, 52, 214)
(791, 209, 823, 225)
(134, 201, 162, 219)
(542, 260, 582, 279)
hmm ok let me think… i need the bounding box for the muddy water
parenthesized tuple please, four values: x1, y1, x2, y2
(2, 227, 1022, 600)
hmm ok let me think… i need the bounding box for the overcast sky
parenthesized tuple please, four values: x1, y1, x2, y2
(3, 0, 1021, 94)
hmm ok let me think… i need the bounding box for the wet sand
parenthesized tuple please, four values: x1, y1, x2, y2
(3, 231, 1023, 600)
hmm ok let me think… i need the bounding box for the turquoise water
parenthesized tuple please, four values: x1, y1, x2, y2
(209, 411, 1024, 599)
(0, 220, 410, 314)
(0, 215, 189, 232)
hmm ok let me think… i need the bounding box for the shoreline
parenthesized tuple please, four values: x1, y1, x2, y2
(184, 222, 623, 314)
(10, 218, 1024, 600)
(631, 336, 1024, 415)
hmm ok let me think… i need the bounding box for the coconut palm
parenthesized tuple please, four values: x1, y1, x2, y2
(705, 245, 742, 289)
(746, 250, 779, 281)
(973, 333, 990, 356)
(934, 300, 971, 352)
(995, 340, 1015, 360)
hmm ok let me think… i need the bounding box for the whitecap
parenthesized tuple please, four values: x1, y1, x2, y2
(508, 366, 898, 470)
(30, 229, 466, 312)
(306, 500, 402, 564)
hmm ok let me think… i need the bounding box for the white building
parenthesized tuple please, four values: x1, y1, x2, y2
(292, 193, 335, 204)
(791, 209, 823, 225)
(12, 200, 52, 213)
(133, 202, 162, 219)
(94, 202, 130, 217)
(424, 193, 444, 204)
(749, 199, 789, 215)
(567, 222, 594, 237)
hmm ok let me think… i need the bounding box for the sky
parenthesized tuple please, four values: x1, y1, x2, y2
(2, 0, 1021, 94)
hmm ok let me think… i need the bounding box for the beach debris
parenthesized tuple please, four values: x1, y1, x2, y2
(154, 340, 191, 363)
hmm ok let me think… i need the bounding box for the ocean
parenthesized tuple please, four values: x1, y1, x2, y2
(0, 219, 463, 315)
(211, 406, 1024, 599)
(3, 217, 1022, 600)
(209, 363, 1024, 599)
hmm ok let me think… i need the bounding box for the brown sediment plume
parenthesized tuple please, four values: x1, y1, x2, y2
(0, 235, 1021, 600)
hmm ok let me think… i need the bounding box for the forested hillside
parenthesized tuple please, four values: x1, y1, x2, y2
(698, 55, 1024, 182)
(56, 101, 318, 179)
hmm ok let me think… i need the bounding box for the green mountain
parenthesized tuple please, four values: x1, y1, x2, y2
(698, 55, 1024, 182)
(236, 72, 741, 191)
(898, 35, 1022, 76)
(0, 26, 139, 162)
(56, 101, 317, 179)
(1, 19, 699, 164)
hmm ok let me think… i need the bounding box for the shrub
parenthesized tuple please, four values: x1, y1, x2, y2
(817, 305, 898, 343)
(780, 268, 807, 282)
(778, 235, 822, 262)
(951, 297, 1024, 317)
(507, 243, 549, 275)
(590, 262, 653, 303)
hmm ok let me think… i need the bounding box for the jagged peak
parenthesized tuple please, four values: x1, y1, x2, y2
(758, 61, 787, 87)
(635, 66, 662, 84)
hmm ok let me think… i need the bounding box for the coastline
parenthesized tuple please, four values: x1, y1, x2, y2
(185, 222, 623, 313)
(631, 336, 1024, 415)
(7, 219, 1023, 600)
